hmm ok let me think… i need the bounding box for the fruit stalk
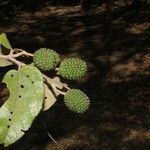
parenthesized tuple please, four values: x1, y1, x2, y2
(0, 48, 70, 95)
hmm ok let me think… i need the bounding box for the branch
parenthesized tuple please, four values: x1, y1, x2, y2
(0, 53, 25, 69)
(9, 57, 25, 69)
(13, 48, 34, 57)
(51, 83, 66, 96)
(0, 48, 71, 93)
(43, 74, 70, 90)
(43, 74, 70, 96)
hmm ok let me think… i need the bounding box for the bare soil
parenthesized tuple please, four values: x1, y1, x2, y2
(0, 1, 150, 150)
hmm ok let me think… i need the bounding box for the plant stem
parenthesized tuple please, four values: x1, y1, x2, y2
(0, 53, 25, 68)
(51, 83, 66, 96)
(0, 48, 70, 94)
(9, 57, 25, 69)
(44, 122, 64, 150)
(43, 74, 70, 90)
(13, 49, 34, 57)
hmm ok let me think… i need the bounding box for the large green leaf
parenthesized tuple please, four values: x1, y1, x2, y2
(0, 33, 13, 67)
(0, 65, 44, 147)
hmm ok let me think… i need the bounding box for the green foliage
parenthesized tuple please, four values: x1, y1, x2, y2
(64, 89, 90, 113)
(59, 58, 87, 80)
(0, 33, 90, 147)
(0, 65, 44, 147)
(33, 48, 60, 71)
(0, 33, 12, 49)
(0, 33, 13, 67)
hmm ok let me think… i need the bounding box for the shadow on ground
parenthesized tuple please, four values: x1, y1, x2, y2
(0, 1, 150, 150)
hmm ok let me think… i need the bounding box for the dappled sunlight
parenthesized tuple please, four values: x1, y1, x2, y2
(97, 51, 127, 64)
(0, 1, 150, 149)
(71, 28, 86, 36)
(122, 128, 150, 142)
(99, 122, 119, 132)
(0, 27, 17, 34)
(106, 52, 150, 82)
(38, 6, 81, 17)
(45, 126, 98, 150)
(126, 23, 150, 34)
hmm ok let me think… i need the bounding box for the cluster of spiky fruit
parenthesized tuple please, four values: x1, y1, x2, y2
(33, 48, 90, 113)
(33, 48, 87, 80)
(0, 33, 91, 148)
(59, 58, 87, 80)
(33, 48, 60, 71)
(64, 89, 90, 113)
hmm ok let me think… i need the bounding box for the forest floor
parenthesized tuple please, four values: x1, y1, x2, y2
(0, 1, 150, 150)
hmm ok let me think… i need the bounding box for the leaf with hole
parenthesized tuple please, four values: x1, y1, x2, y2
(0, 65, 44, 147)
(0, 33, 13, 67)
(42, 84, 57, 111)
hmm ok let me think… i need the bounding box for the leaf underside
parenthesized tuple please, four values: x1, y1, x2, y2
(0, 65, 44, 147)
(0, 54, 13, 67)
(42, 84, 57, 111)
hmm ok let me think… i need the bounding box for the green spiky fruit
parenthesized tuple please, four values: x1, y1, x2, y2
(59, 58, 87, 80)
(64, 89, 90, 113)
(33, 48, 60, 71)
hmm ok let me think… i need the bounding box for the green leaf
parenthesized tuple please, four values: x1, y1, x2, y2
(42, 84, 57, 111)
(0, 33, 12, 50)
(0, 33, 13, 67)
(0, 65, 44, 147)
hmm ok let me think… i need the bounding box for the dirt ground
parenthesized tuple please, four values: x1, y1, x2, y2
(0, 1, 150, 150)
